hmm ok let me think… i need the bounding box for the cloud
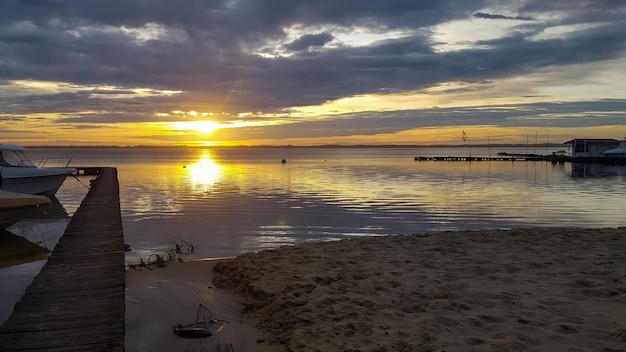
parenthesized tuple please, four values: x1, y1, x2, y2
(0, 0, 625, 144)
(284, 32, 334, 52)
(473, 12, 535, 21)
(2, 1, 623, 106)
(0, 115, 27, 122)
(208, 99, 626, 142)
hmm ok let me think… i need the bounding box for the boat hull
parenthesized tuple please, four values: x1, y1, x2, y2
(0, 168, 77, 196)
(0, 190, 51, 229)
(602, 141, 626, 158)
(0, 207, 41, 229)
(603, 150, 626, 158)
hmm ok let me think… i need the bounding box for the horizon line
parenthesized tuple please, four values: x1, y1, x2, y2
(22, 142, 571, 149)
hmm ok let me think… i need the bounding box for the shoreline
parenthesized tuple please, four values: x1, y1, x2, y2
(125, 260, 282, 352)
(126, 227, 626, 351)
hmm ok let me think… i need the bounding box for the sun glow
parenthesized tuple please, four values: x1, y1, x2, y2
(187, 153, 222, 191)
(172, 120, 221, 134)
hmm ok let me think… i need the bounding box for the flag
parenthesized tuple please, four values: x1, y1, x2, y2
(462, 130, 467, 141)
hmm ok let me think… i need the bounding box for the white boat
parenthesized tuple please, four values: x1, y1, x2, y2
(0, 144, 77, 195)
(0, 190, 51, 229)
(603, 141, 626, 158)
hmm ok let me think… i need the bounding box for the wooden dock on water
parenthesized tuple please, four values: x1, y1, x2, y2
(413, 155, 561, 162)
(413, 155, 626, 164)
(0, 167, 125, 351)
(74, 166, 103, 176)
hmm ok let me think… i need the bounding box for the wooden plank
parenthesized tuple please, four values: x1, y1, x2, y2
(4, 303, 124, 322)
(0, 168, 125, 351)
(0, 325, 124, 349)
(12, 291, 124, 305)
(2, 313, 125, 331)
(1, 341, 124, 352)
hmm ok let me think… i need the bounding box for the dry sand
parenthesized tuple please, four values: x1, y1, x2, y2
(127, 228, 626, 352)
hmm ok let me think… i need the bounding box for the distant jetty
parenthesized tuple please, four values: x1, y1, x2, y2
(414, 154, 626, 165)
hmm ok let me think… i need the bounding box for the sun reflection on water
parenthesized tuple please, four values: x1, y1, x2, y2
(187, 152, 222, 191)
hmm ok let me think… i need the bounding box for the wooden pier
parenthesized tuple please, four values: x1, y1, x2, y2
(413, 155, 559, 162)
(0, 167, 125, 351)
(74, 166, 103, 176)
(413, 155, 626, 164)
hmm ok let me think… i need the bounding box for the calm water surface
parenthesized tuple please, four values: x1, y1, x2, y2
(1, 146, 625, 322)
(19, 147, 626, 257)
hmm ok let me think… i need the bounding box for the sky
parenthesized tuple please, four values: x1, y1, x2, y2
(1, 0, 625, 146)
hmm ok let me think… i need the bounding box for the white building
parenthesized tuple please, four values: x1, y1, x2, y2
(564, 139, 620, 158)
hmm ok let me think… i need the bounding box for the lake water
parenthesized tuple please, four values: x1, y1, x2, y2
(1, 146, 626, 322)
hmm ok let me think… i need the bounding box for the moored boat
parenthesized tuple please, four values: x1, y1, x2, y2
(0, 144, 77, 196)
(0, 190, 51, 229)
(602, 140, 626, 158)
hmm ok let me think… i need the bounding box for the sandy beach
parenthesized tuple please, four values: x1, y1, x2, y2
(126, 227, 626, 351)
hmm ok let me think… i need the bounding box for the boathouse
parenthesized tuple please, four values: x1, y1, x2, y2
(564, 139, 620, 158)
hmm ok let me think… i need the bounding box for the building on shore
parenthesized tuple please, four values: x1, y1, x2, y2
(563, 139, 620, 158)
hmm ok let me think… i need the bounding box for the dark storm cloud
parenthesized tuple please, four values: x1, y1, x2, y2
(473, 12, 535, 21)
(284, 32, 334, 52)
(517, 0, 626, 25)
(0, 0, 625, 128)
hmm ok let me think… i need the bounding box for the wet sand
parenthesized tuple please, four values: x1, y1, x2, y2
(125, 259, 282, 352)
(126, 227, 626, 351)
